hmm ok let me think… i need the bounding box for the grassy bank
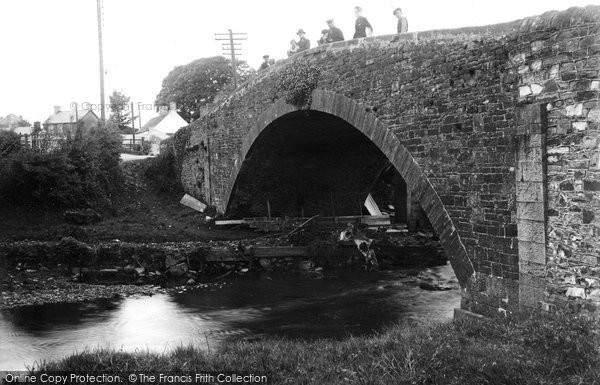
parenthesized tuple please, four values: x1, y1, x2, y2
(0, 159, 256, 243)
(36, 313, 599, 385)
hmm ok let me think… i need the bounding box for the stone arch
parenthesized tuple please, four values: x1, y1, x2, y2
(224, 89, 475, 286)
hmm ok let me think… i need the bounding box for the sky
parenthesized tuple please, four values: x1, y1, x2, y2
(1, 0, 599, 126)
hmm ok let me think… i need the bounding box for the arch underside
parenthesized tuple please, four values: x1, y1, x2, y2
(224, 90, 475, 286)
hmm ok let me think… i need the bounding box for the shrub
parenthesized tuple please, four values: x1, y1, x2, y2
(0, 124, 123, 210)
(141, 141, 151, 155)
(0, 130, 22, 157)
(57, 236, 95, 268)
(143, 150, 182, 194)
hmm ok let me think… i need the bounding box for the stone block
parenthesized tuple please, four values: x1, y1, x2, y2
(519, 86, 532, 98)
(588, 108, 600, 122)
(566, 287, 586, 299)
(517, 201, 545, 221)
(565, 103, 583, 117)
(518, 240, 547, 264)
(520, 261, 546, 277)
(518, 160, 544, 182)
(517, 219, 546, 244)
(516, 181, 544, 202)
(573, 121, 588, 131)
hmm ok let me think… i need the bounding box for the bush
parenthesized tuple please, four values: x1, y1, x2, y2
(0, 123, 123, 210)
(57, 236, 96, 268)
(141, 141, 151, 155)
(0, 130, 22, 157)
(143, 150, 181, 194)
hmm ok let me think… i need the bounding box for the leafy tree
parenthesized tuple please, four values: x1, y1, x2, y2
(32, 121, 42, 135)
(0, 114, 30, 129)
(155, 56, 256, 122)
(0, 131, 22, 157)
(108, 90, 134, 132)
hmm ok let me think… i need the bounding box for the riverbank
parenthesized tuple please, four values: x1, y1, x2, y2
(34, 313, 599, 385)
(0, 159, 257, 243)
(0, 267, 165, 308)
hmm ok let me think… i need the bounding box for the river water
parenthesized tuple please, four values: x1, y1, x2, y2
(0, 265, 460, 370)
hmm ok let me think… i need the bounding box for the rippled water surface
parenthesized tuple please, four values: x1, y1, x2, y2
(0, 265, 460, 370)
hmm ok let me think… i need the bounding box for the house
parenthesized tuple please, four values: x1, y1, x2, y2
(139, 102, 188, 154)
(43, 105, 100, 138)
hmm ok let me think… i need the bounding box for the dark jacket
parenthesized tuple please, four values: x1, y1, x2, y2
(354, 16, 372, 38)
(297, 37, 310, 51)
(397, 17, 408, 34)
(328, 26, 344, 42)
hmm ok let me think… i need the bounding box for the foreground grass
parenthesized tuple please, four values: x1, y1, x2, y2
(37, 313, 599, 385)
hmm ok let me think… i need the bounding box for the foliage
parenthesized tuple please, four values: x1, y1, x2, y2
(0, 114, 30, 129)
(172, 126, 191, 165)
(141, 140, 151, 155)
(0, 123, 124, 210)
(108, 90, 134, 132)
(155, 56, 256, 123)
(38, 312, 600, 385)
(274, 60, 321, 108)
(0, 130, 22, 157)
(143, 150, 182, 194)
(32, 121, 42, 135)
(56, 236, 95, 267)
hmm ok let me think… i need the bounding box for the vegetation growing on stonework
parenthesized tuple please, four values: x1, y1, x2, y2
(172, 125, 192, 165)
(274, 60, 321, 108)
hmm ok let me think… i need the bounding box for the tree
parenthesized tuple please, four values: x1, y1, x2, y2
(0, 114, 30, 129)
(155, 56, 256, 122)
(108, 90, 134, 132)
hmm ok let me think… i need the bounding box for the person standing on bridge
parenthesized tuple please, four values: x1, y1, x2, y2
(287, 40, 299, 57)
(318, 29, 330, 45)
(353, 6, 373, 39)
(296, 29, 311, 52)
(393, 8, 408, 34)
(259, 55, 271, 70)
(326, 19, 345, 42)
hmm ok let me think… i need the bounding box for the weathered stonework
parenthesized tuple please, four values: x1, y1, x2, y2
(176, 6, 600, 317)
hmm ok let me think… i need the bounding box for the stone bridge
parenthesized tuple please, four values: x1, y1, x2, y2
(176, 6, 600, 317)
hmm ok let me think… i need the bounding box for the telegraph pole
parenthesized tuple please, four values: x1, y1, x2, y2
(96, 0, 106, 121)
(131, 102, 135, 147)
(214, 29, 247, 89)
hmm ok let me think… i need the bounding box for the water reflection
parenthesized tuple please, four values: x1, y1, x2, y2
(0, 265, 460, 370)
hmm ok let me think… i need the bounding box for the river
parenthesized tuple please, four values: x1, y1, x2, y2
(0, 264, 460, 370)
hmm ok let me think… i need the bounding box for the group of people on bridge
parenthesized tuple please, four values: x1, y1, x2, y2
(260, 6, 408, 70)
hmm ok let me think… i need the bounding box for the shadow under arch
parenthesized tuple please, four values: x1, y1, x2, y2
(224, 89, 475, 286)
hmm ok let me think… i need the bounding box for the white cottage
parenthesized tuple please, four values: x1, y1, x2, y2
(139, 102, 188, 154)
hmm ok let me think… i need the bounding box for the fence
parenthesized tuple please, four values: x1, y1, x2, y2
(18, 134, 65, 151)
(122, 137, 146, 152)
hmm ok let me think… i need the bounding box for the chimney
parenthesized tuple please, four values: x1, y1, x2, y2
(54, 105, 61, 114)
(169, 101, 177, 111)
(158, 105, 168, 116)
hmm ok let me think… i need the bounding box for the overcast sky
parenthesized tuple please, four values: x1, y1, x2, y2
(1, 0, 598, 125)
